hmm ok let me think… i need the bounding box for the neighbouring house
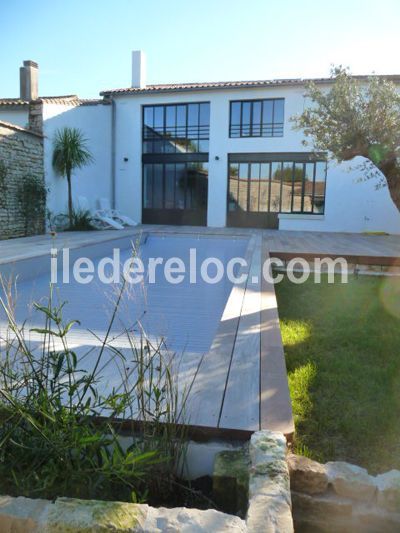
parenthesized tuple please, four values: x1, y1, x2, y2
(1, 54, 400, 233)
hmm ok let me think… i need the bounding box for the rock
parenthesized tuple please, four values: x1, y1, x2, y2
(287, 454, 328, 495)
(250, 430, 287, 467)
(376, 470, 400, 512)
(246, 493, 293, 533)
(247, 430, 293, 533)
(213, 448, 250, 517)
(0, 496, 50, 533)
(143, 506, 247, 532)
(325, 461, 376, 502)
(43, 497, 148, 531)
(354, 503, 400, 532)
(291, 491, 353, 532)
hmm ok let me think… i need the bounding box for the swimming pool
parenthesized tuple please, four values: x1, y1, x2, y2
(0, 233, 249, 354)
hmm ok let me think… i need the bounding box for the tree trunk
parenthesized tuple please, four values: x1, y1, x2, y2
(67, 170, 73, 229)
(379, 159, 400, 212)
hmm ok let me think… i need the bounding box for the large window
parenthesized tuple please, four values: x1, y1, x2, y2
(143, 162, 208, 211)
(143, 102, 210, 154)
(228, 157, 326, 215)
(229, 99, 284, 138)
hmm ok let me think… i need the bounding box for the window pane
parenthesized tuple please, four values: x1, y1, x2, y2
(143, 103, 209, 153)
(143, 165, 153, 208)
(228, 163, 239, 211)
(165, 107, 175, 150)
(313, 162, 326, 213)
(231, 102, 241, 124)
(144, 107, 153, 127)
(241, 102, 251, 136)
(252, 101, 262, 136)
(197, 139, 209, 152)
(270, 162, 281, 212)
(259, 163, 270, 212)
(186, 162, 203, 209)
(249, 163, 260, 211)
(188, 104, 199, 126)
(199, 103, 210, 125)
(238, 163, 248, 210)
(165, 163, 175, 208)
(292, 163, 304, 212)
(152, 164, 163, 208)
(303, 163, 314, 213)
(154, 107, 164, 131)
(175, 163, 186, 209)
(262, 100, 273, 128)
(273, 100, 284, 124)
(280, 162, 293, 212)
(176, 105, 186, 127)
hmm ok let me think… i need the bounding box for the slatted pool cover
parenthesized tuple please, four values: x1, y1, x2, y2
(6, 235, 248, 354)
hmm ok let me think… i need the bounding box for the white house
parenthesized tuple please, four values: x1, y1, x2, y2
(1, 54, 400, 234)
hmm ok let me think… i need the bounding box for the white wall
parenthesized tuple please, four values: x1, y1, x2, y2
(43, 103, 112, 216)
(113, 85, 400, 234)
(0, 108, 29, 128)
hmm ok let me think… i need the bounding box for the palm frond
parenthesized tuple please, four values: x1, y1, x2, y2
(52, 127, 94, 177)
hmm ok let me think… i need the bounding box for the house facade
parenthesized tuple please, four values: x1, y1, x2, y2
(1, 54, 400, 234)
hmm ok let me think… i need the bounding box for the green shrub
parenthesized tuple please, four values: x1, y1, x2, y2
(17, 174, 47, 236)
(0, 279, 190, 503)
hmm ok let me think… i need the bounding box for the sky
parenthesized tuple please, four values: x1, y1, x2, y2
(1, 0, 400, 99)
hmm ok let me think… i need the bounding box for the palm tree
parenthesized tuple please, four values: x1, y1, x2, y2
(52, 127, 93, 228)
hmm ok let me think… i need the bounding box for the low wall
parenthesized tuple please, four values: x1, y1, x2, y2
(5, 433, 397, 531)
(0, 430, 294, 532)
(288, 454, 400, 531)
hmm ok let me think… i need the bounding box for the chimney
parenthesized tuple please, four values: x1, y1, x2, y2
(20, 60, 39, 101)
(131, 51, 146, 88)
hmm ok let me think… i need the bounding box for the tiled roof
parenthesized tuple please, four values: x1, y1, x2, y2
(100, 74, 400, 96)
(39, 95, 109, 106)
(0, 120, 43, 138)
(0, 95, 109, 106)
(0, 98, 29, 107)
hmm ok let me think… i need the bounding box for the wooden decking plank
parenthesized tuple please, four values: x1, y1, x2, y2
(218, 235, 262, 431)
(187, 236, 256, 428)
(260, 237, 294, 436)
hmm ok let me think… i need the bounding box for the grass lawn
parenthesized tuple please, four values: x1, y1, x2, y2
(275, 273, 400, 474)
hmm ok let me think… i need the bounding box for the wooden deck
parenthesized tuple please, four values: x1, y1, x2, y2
(1, 227, 399, 441)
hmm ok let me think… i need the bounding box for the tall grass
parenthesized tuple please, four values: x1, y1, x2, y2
(0, 273, 193, 504)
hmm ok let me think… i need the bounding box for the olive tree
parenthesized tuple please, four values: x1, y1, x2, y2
(293, 67, 400, 211)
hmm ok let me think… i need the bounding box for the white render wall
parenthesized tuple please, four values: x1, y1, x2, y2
(0, 108, 29, 128)
(42, 103, 112, 216)
(1, 83, 400, 234)
(113, 85, 400, 234)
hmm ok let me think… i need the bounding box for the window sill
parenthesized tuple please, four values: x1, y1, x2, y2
(278, 213, 325, 220)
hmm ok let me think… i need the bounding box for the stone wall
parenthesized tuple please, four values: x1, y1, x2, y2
(0, 430, 293, 532)
(0, 121, 44, 239)
(288, 454, 400, 531)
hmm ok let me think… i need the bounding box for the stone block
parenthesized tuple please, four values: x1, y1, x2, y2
(325, 461, 376, 502)
(247, 430, 293, 533)
(44, 498, 148, 531)
(376, 469, 400, 512)
(0, 495, 49, 533)
(287, 454, 328, 495)
(144, 506, 247, 532)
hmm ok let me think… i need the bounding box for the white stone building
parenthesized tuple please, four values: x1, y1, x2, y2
(1, 54, 400, 234)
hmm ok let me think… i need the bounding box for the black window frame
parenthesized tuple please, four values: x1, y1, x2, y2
(142, 101, 210, 154)
(227, 153, 327, 216)
(229, 98, 284, 138)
